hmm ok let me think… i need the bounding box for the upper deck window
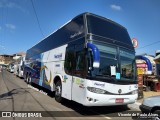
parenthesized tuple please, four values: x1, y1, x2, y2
(87, 15, 132, 45)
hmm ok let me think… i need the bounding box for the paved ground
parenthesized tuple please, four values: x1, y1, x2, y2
(0, 70, 142, 120)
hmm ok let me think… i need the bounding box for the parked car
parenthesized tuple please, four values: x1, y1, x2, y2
(2, 64, 8, 69)
(139, 95, 160, 119)
(0, 64, 8, 70)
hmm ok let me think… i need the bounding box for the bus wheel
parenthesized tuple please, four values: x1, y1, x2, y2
(26, 74, 29, 83)
(28, 75, 32, 85)
(26, 74, 31, 84)
(55, 80, 63, 103)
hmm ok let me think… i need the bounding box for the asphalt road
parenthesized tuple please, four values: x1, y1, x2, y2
(0, 70, 140, 120)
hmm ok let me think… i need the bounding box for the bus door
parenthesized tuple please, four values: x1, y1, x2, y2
(72, 45, 86, 103)
(63, 45, 74, 100)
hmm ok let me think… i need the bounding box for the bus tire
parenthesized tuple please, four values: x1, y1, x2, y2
(26, 74, 29, 83)
(55, 80, 63, 103)
(26, 74, 32, 84)
(25, 73, 28, 83)
(28, 75, 32, 85)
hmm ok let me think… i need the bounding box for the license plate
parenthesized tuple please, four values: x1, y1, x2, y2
(115, 98, 124, 103)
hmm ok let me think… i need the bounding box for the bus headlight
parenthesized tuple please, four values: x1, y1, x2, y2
(87, 87, 106, 94)
(131, 90, 138, 94)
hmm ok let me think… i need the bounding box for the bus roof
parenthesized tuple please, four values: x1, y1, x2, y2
(29, 12, 126, 51)
(26, 12, 132, 58)
(83, 12, 126, 29)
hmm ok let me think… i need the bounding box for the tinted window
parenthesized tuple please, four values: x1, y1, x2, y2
(64, 46, 75, 75)
(91, 42, 118, 77)
(120, 49, 136, 80)
(65, 44, 87, 77)
(75, 51, 85, 71)
(87, 15, 132, 45)
(26, 15, 85, 59)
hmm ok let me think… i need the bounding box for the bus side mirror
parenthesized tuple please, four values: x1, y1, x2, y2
(87, 43, 100, 68)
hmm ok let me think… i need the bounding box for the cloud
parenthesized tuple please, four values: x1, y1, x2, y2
(110, 4, 122, 11)
(5, 24, 16, 30)
(0, 0, 16, 8)
(0, 45, 5, 49)
(0, 0, 27, 13)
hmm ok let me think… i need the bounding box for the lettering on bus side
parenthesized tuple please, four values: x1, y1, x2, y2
(94, 82, 105, 88)
(55, 64, 60, 67)
(70, 31, 83, 39)
(54, 53, 62, 59)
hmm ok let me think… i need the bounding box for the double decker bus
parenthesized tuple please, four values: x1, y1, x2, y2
(24, 12, 138, 106)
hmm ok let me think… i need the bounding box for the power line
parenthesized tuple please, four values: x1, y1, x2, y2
(136, 40, 160, 50)
(30, 0, 44, 37)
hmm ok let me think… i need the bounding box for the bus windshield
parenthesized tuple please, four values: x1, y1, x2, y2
(88, 41, 136, 81)
(120, 49, 136, 80)
(91, 43, 118, 78)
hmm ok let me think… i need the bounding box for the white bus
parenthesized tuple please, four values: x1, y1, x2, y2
(17, 56, 26, 78)
(24, 12, 138, 106)
(8, 62, 15, 73)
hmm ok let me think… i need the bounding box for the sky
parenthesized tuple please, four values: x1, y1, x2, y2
(0, 0, 160, 56)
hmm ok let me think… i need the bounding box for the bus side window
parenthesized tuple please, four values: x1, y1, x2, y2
(64, 47, 75, 75)
(75, 50, 86, 77)
(30, 62, 34, 68)
(76, 51, 85, 71)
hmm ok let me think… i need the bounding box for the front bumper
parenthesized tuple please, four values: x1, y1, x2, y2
(83, 93, 138, 106)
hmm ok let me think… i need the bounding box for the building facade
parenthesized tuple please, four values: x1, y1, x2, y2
(0, 55, 13, 65)
(0, 52, 26, 65)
